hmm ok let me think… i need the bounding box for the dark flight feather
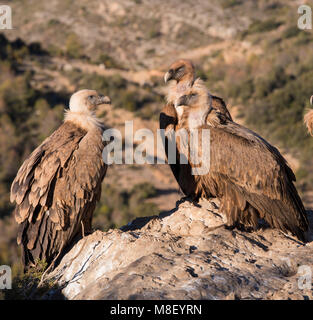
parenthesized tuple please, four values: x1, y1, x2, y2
(11, 121, 107, 269)
(160, 96, 308, 241)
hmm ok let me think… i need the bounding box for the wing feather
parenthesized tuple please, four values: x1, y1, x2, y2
(206, 121, 308, 238)
(159, 102, 198, 195)
(210, 122, 295, 199)
(11, 122, 86, 224)
(11, 121, 107, 268)
(160, 103, 181, 186)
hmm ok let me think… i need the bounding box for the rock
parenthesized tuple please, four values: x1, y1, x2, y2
(45, 199, 313, 300)
(62, 63, 73, 72)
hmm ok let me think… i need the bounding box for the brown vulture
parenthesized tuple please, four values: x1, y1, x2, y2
(304, 95, 313, 135)
(161, 75, 309, 241)
(160, 59, 232, 197)
(10, 89, 111, 270)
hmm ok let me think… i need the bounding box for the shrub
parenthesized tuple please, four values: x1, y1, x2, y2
(220, 0, 242, 9)
(246, 19, 282, 34)
(130, 182, 157, 199)
(96, 53, 121, 69)
(4, 259, 59, 300)
(94, 183, 160, 231)
(283, 26, 301, 39)
(65, 33, 84, 59)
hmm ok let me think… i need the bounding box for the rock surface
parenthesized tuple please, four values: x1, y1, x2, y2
(45, 199, 313, 300)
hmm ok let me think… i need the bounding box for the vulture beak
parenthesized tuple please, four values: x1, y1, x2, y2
(98, 95, 111, 105)
(310, 95, 313, 106)
(164, 69, 174, 83)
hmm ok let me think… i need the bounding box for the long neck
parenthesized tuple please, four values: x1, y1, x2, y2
(176, 105, 209, 131)
(167, 79, 193, 106)
(64, 109, 104, 132)
(187, 105, 210, 129)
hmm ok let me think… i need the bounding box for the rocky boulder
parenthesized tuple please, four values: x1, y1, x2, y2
(45, 199, 313, 300)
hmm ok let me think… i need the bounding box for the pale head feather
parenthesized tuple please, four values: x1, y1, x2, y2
(64, 89, 103, 131)
(189, 78, 210, 106)
(176, 78, 212, 129)
(303, 96, 313, 136)
(304, 109, 313, 136)
(69, 89, 98, 113)
(166, 81, 192, 107)
(187, 82, 210, 129)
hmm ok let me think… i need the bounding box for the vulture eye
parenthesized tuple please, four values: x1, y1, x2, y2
(87, 95, 97, 104)
(175, 66, 185, 79)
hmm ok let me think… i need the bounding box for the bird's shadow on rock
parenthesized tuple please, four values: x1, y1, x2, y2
(120, 197, 198, 232)
(120, 198, 313, 245)
(305, 209, 313, 243)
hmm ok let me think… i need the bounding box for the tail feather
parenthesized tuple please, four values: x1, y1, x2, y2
(18, 214, 63, 271)
(219, 182, 308, 242)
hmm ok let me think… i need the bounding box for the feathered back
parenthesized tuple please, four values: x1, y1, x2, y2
(167, 78, 308, 241)
(10, 121, 107, 269)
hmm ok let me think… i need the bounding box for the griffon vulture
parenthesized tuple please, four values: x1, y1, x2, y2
(171, 80, 308, 241)
(304, 95, 313, 135)
(160, 59, 232, 196)
(10, 89, 111, 270)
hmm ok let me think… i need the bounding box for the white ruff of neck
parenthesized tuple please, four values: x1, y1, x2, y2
(188, 107, 208, 129)
(166, 81, 193, 107)
(64, 110, 103, 132)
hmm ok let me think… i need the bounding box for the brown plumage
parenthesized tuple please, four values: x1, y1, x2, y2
(160, 59, 232, 196)
(10, 89, 111, 270)
(304, 95, 313, 135)
(162, 79, 308, 241)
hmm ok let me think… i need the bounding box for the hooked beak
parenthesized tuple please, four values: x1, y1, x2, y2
(164, 70, 174, 83)
(98, 95, 111, 105)
(310, 95, 313, 106)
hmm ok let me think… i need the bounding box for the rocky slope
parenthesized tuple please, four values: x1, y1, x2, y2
(6, 0, 253, 69)
(44, 198, 313, 300)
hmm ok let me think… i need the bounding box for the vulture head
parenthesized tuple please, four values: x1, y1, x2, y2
(69, 89, 111, 113)
(65, 89, 111, 131)
(176, 81, 226, 128)
(164, 59, 195, 85)
(176, 80, 209, 110)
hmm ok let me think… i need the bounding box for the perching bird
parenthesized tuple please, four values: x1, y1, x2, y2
(304, 95, 313, 135)
(160, 59, 232, 196)
(172, 80, 308, 241)
(10, 89, 111, 271)
(163, 59, 232, 120)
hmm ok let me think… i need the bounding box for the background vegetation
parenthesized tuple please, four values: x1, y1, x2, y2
(0, 0, 313, 298)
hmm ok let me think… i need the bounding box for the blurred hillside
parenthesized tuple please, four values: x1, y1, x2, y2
(0, 0, 313, 286)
